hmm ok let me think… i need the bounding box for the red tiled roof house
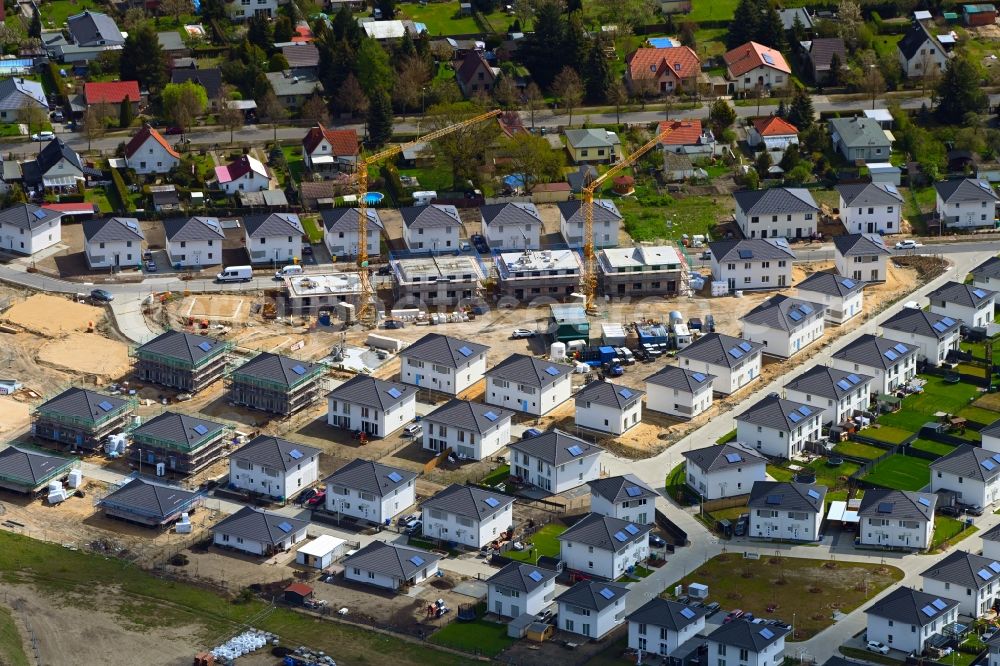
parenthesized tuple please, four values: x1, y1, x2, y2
(723, 41, 791, 94)
(747, 116, 799, 154)
(84, 81, 141, 112)
(625, 46, 701, 95)
(124, 124, 181, 175)
(302, 125, 358, 173)
(657, 119, 717, 156)
(455, 50, 499, 98)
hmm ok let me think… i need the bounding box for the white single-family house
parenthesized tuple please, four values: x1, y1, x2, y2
(682, 441, 767, 500)
(833, 233, 892, 283)
(898, 20, 951, 78)
(733, 188, 818, 240)
(485, 353, 573, 416)
(748, 481, 826, 541)
(124, 124, 181, 176)
(837, 183, 903, 235)
(858, 488, 936, 550)
(927, 281, 996, 329)
(921, 550, 1000, 617)
(628, 598, 709, 658)
(676, 333, 764, 396)
(82, 216, 142, 269)
(0, 204, 62, 257)
(163, 216, 226, 268)
(422, 398, 513, 460)
(709, 238, 795, 291)
(644, 365, 715, 419)
(982, 419, 1000, 455)
(215, 155, 271, 194)
(795, 271, 865, 325)
(558, 512, 651, 580)
(936, 178, 999, 230)
(398, 333, 489, 396)
(401, 204, 461, 252)
(981, 521, 1000, 559)
(420, 484, 515, 548)
(881, 307, 961, 366)
(509, 430, 602, 494)
(783, 365, 873, 426)
(326, 375, 416, 438)
(321, 208, 383, 259)
(342, 540, 441, 591)
(228, 436, 320, 501)
(573, 380, 643, 435)
(723, 41, 791, 93)
(481, 202, 542, 250)
(244, 213, 303, 264)
(487, 562, 558, 618)
(747, 116, 799, 155)
(707, 615, 789, 666)
(556, 580, 629, 640)
(971, 256, 1000, 292)
(736, 395, 822, 459)
(830, 334, 918, 394)
(931, 444, 1000, 510)
(557, 199, 622, 249)
(323, 458, 417, 525)
(740, 294, 826, 359)
(989, 630, 1000, 666)
(302, 125, 358, 172)
(865, 587, 959, 655)
(587, 474, 658, 524)
(212, 506, 308, 556)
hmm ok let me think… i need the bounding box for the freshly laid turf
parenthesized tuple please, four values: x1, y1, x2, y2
(858, 425, 914, 445)
(832, 441, 887, 460)
(929, 516, 977, 551)
(909, 438, 956, 457)
(768, 458, 860, 491)
(429, 617, 515, 657)
(504, 523, 566, 563)
(861, 454, 931, 491)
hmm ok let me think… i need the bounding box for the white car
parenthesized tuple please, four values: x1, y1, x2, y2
(31, 131, 55, 141)
(895, 239, 922, 250)
(511, 329, 535, 339)
(866, 641, 890, 655)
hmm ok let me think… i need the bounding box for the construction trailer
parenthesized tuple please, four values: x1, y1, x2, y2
(128, 411, 233, 476)
(33, 387, 136, 451)
(132, 330, 232, 394)
(226, 352, 325, 416)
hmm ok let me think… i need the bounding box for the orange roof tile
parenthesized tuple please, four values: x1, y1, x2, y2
(123, 124, 181, 160)
(627, 46, 700, 81)
(657, 119, 703, 146)
(84, 81, 140, 105)
(723, 41, 791, 78)
(302, 125, 359, 157)
(752, 116, 799, 137)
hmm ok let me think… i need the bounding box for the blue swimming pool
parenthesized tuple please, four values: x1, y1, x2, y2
(364, 192, 384, 205)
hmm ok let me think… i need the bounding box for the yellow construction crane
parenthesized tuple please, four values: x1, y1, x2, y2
(581, 128, 671, 314)
(353, 108, 502, 327)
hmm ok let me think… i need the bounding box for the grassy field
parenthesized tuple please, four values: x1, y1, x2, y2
(862, 454, 931, 491)
(619, 193, 732, 243)
(857, 425, 914, 445)
(956, 405, 997, 426)
(878, 375, 982, 432)
(683, 0, 739, 22)
(84, 187, 115, 214)
(399, 2, 494, 36)
(909, 438, 956, 457)
(300, 215, 323, 244)
(505, 523, 565, 563)
(832, 441, 887, 460)
(280, 145, 305, 185)
(675, 555, 903, 640)
(398, 163, 455, 193)
(717, 430, 737, 444)
(0, 531, 474, 666)
(768, 458, 860, 491)
(40, 0, 101, 27)
(0, 605, 28, 666)
(479, 464, 510, 487)
(930, 516, 977, 551)
(872, 34, 905, 59)
(429, 616, 514, 657)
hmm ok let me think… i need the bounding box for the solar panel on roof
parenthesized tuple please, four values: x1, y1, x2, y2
(528, 570, 543, 582)
(739, 249, 753, 259)
(760, 628, 775, 640)
(932, 599, 947, 611)
(978, 568, 993, 581)
(992, 453, 1000, 464)
(921, 605, 937, 617)
(841, 278, 856, 289)
(847, 374, 861, 385)
(98, 400, 114, 412)
(614, 531, 628, 542)
(807, 489, 820, 499)
(289, 449, 303, 460)
(918, 497, 931, 507)
(599, 587, 615, 600)
(942, 316, 956, 326)
(799, 304, 814, 315)
(545, 366, 561, 376)
(198, 341, 213, 352)
(837, 379, 853, 392)
(728, 347, 744, 359)
(974, 288, 988, 298)
(933, 322, 948, 333)
(761, 53, 775, 65)
(567, 445, 584, 457)
(739, 342, 753, 352)
(766, 495, 782, 505)
(484, 497, 500, 508)
(788, 309, 803, 322)
(626, 485, 643, 497)
(692, 372, 707, 382)
(625, 523, 639, 535)
(798, 406, 812, 417)
(192, 424, 209, 436)
(277, 521, 293, 533)
(409, 555, 425, 566)
(893, 343, 908, 354)
(619, 388, 634, 400)
(725, 453, 742, 464)
(983, 459, 996, 471)
(291, 364, 307, 375)
(387, 471, 403, 483)
(31, 209, 46, 219)
(877, 502, 893, 513)
(680, 607, 696, 619)
(884, 349, 898, 361)
(990, 562, 1000, 574)
(458, 346, 473, 357)
(484, 410, 499, 422)
(387, 387, 403, 399)
(788, 411, 802, 423)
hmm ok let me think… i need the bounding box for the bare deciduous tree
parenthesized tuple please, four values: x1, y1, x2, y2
(256, 90, 287, 143)
(551, 67, 583, 126)
(523, 82, 543, 129)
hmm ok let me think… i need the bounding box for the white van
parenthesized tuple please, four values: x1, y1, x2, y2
(274, 265, 303, 279)
(216, 265, 253, 282)
(413, 191, 437, 206)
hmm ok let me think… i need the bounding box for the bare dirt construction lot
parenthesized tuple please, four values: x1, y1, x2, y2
(37, 332, 131, 376)
(1, 293, 105, 337)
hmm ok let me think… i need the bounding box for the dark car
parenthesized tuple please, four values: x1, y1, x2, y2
(523, 428, 543, 439)
(383, 320, 405, 329)
(724, 609, 744, 624)
(404, 520, 422, 535)
(705, 602, 721, 616)
(297, 488, 318, 504)
(966, 505, 985, 516)
(90, 288, 114, 303)
(648, 533, 666, 548)
(471, 234, 489, 253)
(164, 126, 184, 135)
(940, 504, 963, 517)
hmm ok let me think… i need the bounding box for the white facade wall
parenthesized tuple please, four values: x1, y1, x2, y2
(742, 315, 824, 359)
(991, 643, 1000, 666)
(984, 432, 1000, 455)
(488, 580, 554, 618)
(400, 353, 487, 396)
(859, 515, 932, 550)
(213, 526, 306, 555)
(785, 382, 872, 426)
(245, 231, 302, 264)
(645, 382, 713, 418)
(749, 505, 822, 541)
(839, 201, 901, 235)
(558, 597, 625, 639)
(324, 226, 380, 258)
(560, 537, 649, 580)
(403, 222, 459, 251)
(421, 417, 511, 460)
(325, 478, 416, 524)
(735, 207, 816, 239)
(864, 612, 953, 656)
(561, 214, 620, 249)
(710, 635, 786, 666)
(421, 504, 513, 548)
(0, 219, 60, 256)
(86, 238, 140, 268)
(922, 578, 996, 617)
(711, 257, 792, 291)
(974, 275, 1000, 292)
(589, 494, 654, 525)
(937, 193, 996, 229)
(685, 460, 766, 500)
(796, 288, 863, 325)
(629, 617, 705, 656)
(484, 218, 540, 250)
(881, 328, 960, 367)
(736, 414, 822, 459)
(984, 539, 1000, 560)
(166, 238, 222, 267)
(575, 398, 642, 435)
(486, 374, 571, 416)
(229, 454, 319, 500)
(929, 300, 995, 329)
(511, 449, 601, 494)
(830, 355, 917, 394)
(345, 559, 439, 591)
(127, 138, 179, 175)
(899, 40, 949, 78)
(931, 469, 996, 508)
(220, 170, 270, 194)
(678, 354, 762, 396)
(729, 64, 788, 92)
(326, 393, 416, 438)
(837, 253, 889, 282)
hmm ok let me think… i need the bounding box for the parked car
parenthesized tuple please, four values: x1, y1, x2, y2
(403, 423, 422, 437)
(306, 491, 326, 507)
(404, 520, 422, 535)
(31, 131, 55, 141)
(90, 288, 114, 303)
(383, 319, 405, 329)
(471, 234, 489, 253)
(523, 428, 543, 439)
(50, 110, 64, 122)
(164, 126, 184, 135)
(648, 533, 666, 548)
(144, 260, 157, 272)
(397, 513, 419, 527)
(704, 602, 721, 616)
(966, 504, 985, 516)
(866, 641, 890, 655)
(895, 239, 922, 250)
(511, 329, 535, 339)
(723, 610, 743, 624)
(939, 504, 963, 517)
(297, 488, 318, 505)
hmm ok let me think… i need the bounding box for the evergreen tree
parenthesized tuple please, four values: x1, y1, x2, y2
(119, 97, 134, 129)
(826, 52, 842, 86)
(727, 0, 760, 49)
(273, 15, 295, 43)
(564, 12, 588, 69)
(331, 4, 361, 44)
(398, 30, 416, 59)
(566, 0, 582, 11)
(787, 89, 814, 129)
(758, 4, 785, 51)
(357, 39, 394, 96)
(521, 0, 566, 89)
(367, 88, 394, 147)
(120, 24, 166, 93)
(247, 13, 273, 52)
(584, 38, 614, 103)
(376, 0, 396, 18)
(937, 56, 987, 123)
(754, 150, 772, 177)
(709, 99, 737, 136)
(779, 143, 801, 172)
(776, 99, 787, 119)
(199, 0, 227, 22)
(318, 38, 357, 100)
(29, 10, 40, 38)
(791, 13, 806, 43)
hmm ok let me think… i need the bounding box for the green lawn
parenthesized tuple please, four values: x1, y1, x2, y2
(682, 0, 739, 23)
(280, 145, 305, 185)
(909, 438, 956, 457)
(862, 454, 931, 491)
(398, 162, 455, 193)
(399, 2, 495, 36)
(618, 565, 654, 582)
(676, 555, 903, 640)
(957, 405, 1000, 425)
(618, 193, 732, 243)
(840, 647, 903, 666)
(878, 374, 983, 433)
(930, 516, 977, 551)
(300, 215, 323, 244)
(858, 425, 914, 445)
(479, 464, 510, 488)
(768, 458, 860, 491)
(832, 441, 887, 460)
(903, 186, 938, 234)
(429, 617, 515, 657)
(84, 187, 114, 214)
(505, 523, 566, 563)
(666, 462, 692, 503)
(717, 430, 737, 444)
(40, 0, 100, 27)
(0, 605, 28, 666)
(872, 34, 905, 60)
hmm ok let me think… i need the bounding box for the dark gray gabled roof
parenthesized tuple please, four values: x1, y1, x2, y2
(832, 233, 891, 258)
(170, 68, 223, 100)
(83, 216, 143, 243)
(935, 178, 999, 204)
(831, 334, 917, 371)
(784, 365, 873, 401)
(244, 212, 304, 238)
(865, 586, 959, 626)
(486, 353, 570, 387)
(930, 444, 1000, 483)
(67, 10, 123, 46)
(0, 446, 74, 485)
(421, 483, 514, 521)
(796, 271, 865, 298)
(557, 512, 651, 551)
(232, 352, 323, 387)
(320, 207, 384, 233)
(981, 521, 1000, 543)
(230, 435, 320, 472)
(740, 294, 825, 332)
(556, 199, 622, 226)
(747, 481, 826, 512)
(0, 204, 61, 231)
(836, 183, 903, 207)
(682, 442, 767, 474)
(644, 365, 715, 393)
(422, 398, 513, 434)
(707, 618, 790, 651)
(971, 256, 1000, 281)
(733, 187, 818, 216)
(928, 281, 997, 308)
(737, 395, 821, 432)
(556, 580, 630, 612)
(136, 330, 225, 365)
(480, 202, 541, 229)
(323, 458, 416, 498)
(213, 506, 309, 545)
(857, 488, 935, 521)
(327, 375, 414, 411)
(881, 307, 960, 341)
(677, 333, 763, 369)
(131, 411, 226, 448)
(37, 387, 128, 423)
(163, 216, 225, 242)
(981, 417, 1000, 441)
(921, 549, 1000, 590)
(627, 598, 709, 631)
(508, 429, 602, 466)
(342, 540, 441, 580)
(707, 238, 796, 263)
(898, 21, 942, 61)
(98, 477, 199, 519)
(574, 380, 644, 410)
(402, 333, 489, 368)
(487, 561, 558, 593)
(587, 474, 658, 504)
(400, 204, 461, 229)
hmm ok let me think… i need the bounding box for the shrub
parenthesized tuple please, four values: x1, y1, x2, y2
(111, 168, 135, 213)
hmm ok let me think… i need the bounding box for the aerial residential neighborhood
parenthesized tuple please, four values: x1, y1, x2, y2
(4, 0, 1000, 664)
